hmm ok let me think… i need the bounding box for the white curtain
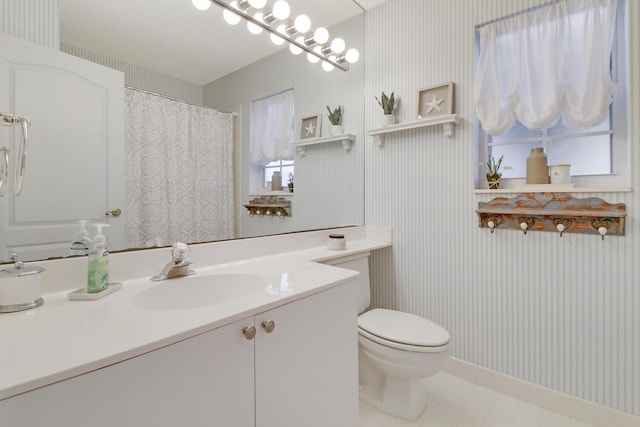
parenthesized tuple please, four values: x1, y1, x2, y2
(251, 89, 294, 165)
(124, 88, 235, 248)
(474, 0, 618, 136)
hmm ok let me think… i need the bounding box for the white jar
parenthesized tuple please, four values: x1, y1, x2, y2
(549, 164, 571, 184)
(0, 260, 45, 312)
(327, 234, 346, 250)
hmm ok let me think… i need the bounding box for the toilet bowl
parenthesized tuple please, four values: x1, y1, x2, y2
(322, 253, 451, 421)
(358, 308, 450, 420)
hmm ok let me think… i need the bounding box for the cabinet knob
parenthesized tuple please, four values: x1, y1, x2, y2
(261, 320, 276, 334)
(105, 208, 122, 217)
(242, 326, 256, 340)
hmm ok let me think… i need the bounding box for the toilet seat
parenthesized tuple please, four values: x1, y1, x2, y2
(358, 309, 450, 352)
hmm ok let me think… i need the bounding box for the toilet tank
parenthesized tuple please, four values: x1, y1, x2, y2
(321, 252, 371, 314)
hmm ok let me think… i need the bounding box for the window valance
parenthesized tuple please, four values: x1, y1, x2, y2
(474, 0, 618, 136)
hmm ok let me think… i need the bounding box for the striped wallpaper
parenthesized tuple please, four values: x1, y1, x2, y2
(365, 0, 639, 416)
(60, 43, 204, 106)
(0, 0, 59, 48)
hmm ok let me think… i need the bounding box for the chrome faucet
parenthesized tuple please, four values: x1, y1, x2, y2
(151, 242, 196, 281)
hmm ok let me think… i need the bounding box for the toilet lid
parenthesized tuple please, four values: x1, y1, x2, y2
(358, 308, 450, 347)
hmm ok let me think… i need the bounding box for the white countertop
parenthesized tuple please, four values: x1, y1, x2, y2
(0, 230, 391, 401)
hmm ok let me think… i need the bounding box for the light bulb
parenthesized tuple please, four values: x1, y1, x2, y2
(290, 37, 305, 55)
(313, 27, 329, 44)
(192, 0, 211, 11)
(307, 45, 322, 64)
(322, 56, 336, 72)
(294, 14, 311, 33)
(247, 12, 263, 34)
(223, 1, 241, 25)
(272, 0, 290, 20)
(248, 0, 266, 9)
(330, 37, 345, 54)
(270, 25, 286, 45)
(345, 48, 359, 63)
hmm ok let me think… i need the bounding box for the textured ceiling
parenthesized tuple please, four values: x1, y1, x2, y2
(58, 0, 385, 85)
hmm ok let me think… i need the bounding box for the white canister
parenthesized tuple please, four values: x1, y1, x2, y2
(549, 164, 571, 184)
(327, 234, 346, 250)
(0, 260, 45, 313)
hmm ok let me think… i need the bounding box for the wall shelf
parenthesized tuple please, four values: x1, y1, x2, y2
(476, 193, 626, 238)
(291, 133, 356, 156)
(243, 195, 291, 218)
(367, 114, 459, 146)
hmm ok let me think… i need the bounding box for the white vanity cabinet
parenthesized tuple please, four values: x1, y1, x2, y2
(0, 281, 358, 427)
(254, 280, 359, 427)
(0, 317, 256, 426)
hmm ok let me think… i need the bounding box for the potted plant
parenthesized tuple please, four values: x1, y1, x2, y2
(375, 91, 398, 126)
(287, 173, 294, 193)
(326, 105, 344, 136)
(485, 155, 504, 189)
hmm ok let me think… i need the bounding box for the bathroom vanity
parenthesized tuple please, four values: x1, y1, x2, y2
(0, 227, 391, 427)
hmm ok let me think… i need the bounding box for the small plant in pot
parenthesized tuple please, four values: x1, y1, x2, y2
(287, 173, 294, 192)
(326, 105, 344, 136)
(375, 91, 398, 126)
(485, 155, 504, 189)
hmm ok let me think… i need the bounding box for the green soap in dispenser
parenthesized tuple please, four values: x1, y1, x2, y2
(87, 223, 110, 293)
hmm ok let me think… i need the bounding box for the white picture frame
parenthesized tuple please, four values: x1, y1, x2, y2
(300, 114, 322, 139)
(417, 82, 454, 119)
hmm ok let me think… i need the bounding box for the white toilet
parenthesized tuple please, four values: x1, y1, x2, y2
(324, 252, 450, 420)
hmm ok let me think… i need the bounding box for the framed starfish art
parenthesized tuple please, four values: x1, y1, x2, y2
(300, 114, 321, 139)
(417, 82, 454, 119)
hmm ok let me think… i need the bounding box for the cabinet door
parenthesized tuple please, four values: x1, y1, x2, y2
(255, 282, 359, 427)
(0, 317, 255, 427)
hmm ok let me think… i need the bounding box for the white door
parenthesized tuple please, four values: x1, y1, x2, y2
(0, 33, 124, 262)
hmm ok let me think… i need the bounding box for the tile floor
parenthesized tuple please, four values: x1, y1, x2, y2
(359, 373, 596, 427)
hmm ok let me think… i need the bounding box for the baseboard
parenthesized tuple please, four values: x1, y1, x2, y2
(445, 357, 640, 426)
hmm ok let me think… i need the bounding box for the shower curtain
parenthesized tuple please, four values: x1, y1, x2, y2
(124, 88, 235, 248)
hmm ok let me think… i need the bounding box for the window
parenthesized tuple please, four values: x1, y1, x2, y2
(263, 159, 294, 189)
(250, 89, 295, 191)
(474, 0, 628, 189)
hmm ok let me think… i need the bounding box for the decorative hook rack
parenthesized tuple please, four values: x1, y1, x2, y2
(477, 193, 626, 239)
(243, 195, 291, 218)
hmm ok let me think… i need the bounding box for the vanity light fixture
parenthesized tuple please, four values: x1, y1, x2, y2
(192, 0, 212, 11)
(270, 24, 287, 45)
(198, 0, 358, 72)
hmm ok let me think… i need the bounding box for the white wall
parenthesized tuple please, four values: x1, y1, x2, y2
(365, 0, 640, 416)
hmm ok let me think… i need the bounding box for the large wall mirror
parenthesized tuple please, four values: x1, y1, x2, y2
(0, 0, 367, 262)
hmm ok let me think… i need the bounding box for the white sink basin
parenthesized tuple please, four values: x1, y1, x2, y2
(131, 273, 270, 310)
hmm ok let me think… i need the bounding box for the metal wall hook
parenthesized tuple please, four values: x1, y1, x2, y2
(552, 218, 573, 237)
(485, 215, 503, 234)
(518, 217, 535, 235)
(591, 218, 612, 241)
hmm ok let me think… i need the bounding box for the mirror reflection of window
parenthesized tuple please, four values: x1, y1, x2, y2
(263, 160, 294, 190)
(250, 89, 295, 191)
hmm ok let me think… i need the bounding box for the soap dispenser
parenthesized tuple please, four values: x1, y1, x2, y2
(87, 223, 110, 293)
(69, 220, 91, 256)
